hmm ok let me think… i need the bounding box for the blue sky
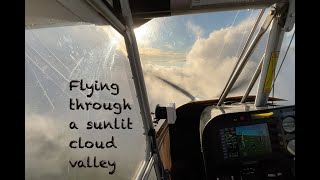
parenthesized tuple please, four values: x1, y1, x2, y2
(135, 10, 259, 53)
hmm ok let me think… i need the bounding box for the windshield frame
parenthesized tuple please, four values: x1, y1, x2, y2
(87, 0, 158, 179)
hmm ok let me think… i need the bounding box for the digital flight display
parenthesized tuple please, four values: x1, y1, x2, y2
(219, 123, 272, 160)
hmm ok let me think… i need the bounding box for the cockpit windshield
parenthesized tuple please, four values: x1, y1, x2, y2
(136, 9, 295, 109)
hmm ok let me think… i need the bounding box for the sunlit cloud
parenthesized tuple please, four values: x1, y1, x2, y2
(140, 17, 295, 109)
(139, 47, 186, 61)
(25, 111, 146, 180)
(186, 21, 204, 39)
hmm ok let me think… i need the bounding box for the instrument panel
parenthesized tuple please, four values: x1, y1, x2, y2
(199, 104, 295, 179)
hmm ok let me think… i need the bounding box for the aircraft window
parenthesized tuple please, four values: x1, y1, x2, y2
(25, 25, 147, 180)
(134, 9, 295, 109)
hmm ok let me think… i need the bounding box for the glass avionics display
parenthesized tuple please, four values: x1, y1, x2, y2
(219, 123, 272, 159)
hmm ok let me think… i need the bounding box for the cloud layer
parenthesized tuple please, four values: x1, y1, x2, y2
(140, 17, 295, 109)
(141, 19, 265, 109)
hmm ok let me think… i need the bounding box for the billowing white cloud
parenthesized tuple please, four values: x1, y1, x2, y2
(25, 112, 146, 180)
(139, 47, 185, 61)
(186, 21, 204, 39)
(25, 114, 70, 179)
(141, 18, 295, 109)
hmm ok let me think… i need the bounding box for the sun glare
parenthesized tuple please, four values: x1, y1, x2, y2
(134, 24, 149, 42)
